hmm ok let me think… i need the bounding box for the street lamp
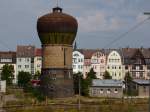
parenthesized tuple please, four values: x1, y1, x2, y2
(144, 11, 150, 112)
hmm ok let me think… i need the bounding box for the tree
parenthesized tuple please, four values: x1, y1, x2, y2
(33, 71, 41, 80)
(124, 71, 132, 83)
(73, 72, 83, 94)
(1, 64, 14, 85)
(18, 71, 32, 88)
(124, 72, 133, 95)
(103, 71, 112, 79)
(86, 68, 97, 80)
(73, 69, 97, 96)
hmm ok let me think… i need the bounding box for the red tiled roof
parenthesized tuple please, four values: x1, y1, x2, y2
(35, 48, 42, 56)
(0, 51, 16, 58)
(17, 45, 35, 57)
(77, 49, 101, 59)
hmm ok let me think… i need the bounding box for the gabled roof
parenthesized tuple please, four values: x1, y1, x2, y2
(91, 79, 123, 87)
(0, 51, 16, 59)
(140, 48, 150, 59)
(35, 48, 42, 56)
(121, 48, 138, 59)
(17, 45, 35, 58)
(77, 49, 102, 59)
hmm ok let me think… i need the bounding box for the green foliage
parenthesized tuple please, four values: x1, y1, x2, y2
(18, 71, 32, 88)
(1, 64, 14, 85)
(73, 68, 97, 96)
(124, 72, 132, 83)
(33, 71, 41, 80)
(86, 68, 97, 80)
(73, 72, 83, 94)
(17, 71, 45, 102)
(124, 72, 134, 96)
(31, 87, 45, 102)
(103, 71, 112, 79)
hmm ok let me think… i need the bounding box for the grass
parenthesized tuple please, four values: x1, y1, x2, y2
(3, 87, 149, 112)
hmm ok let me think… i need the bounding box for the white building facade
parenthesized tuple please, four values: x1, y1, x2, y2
(72, 51, 84, 74)
(91, 51, 106, 79)
(17, 58, 33, 74)
(16, 46, 35, 81)
(106, 50, 123, 80)
(0, 52, 17, 83)
(34, 48, 42, 74)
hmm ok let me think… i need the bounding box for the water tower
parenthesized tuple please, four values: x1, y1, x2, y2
(37, 6, 78, 98)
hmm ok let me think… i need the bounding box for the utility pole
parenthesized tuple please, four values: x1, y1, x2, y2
(78, 73, 81, 111)
(144, 12, 150, 112)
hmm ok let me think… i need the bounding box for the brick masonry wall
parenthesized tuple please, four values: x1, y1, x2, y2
(42, 45, 72, 69)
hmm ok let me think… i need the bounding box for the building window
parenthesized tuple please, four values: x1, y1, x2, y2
(37, 57, 41, 61)
(93, 89, 97, 95)
(101, 59, 104, 63)
(140, 72, 143, 78)
(125, 66, 128, 70)
(78, 65, 80, 69)
(107, 89, 111, 94)
(19, 58, 22, 62)
(73, 65, 76, 69)
(1, 58, 12, 62)
(147, 65, 150, 70)
(132, 66, 136, 70)
(37, 64, 41, 67)
(140, 66, 143, 70)
(119, 66, 121, 69)
(107, 66, 110, 69)
(18, 65, 21, 68)
(27, 58, 30, 62)
(114, 89, 118, 93)
(25, 65, 29, 68)
(78, 59, 80, 62)
(100, 89, 103, 94)
(112, 66, 114, 69)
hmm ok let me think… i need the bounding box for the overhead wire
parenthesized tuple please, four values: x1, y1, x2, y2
(103, 17, 150, 48)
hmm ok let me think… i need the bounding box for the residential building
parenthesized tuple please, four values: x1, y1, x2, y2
(130, 79, 150, 97)
(72, 51, 84, 74)
(16, 45, 35, 80)
(0, 51, 16, 83)
(140, 48, 150, 79)
(91, 50, 106, 79)
(89, 79, 123, 98)
(106, 50, 123, 80)
(34, 48, 42, 74)
(122, 48, 149, 79)
(79, 49, 98, 78)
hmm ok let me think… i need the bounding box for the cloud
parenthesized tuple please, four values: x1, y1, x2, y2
(0, 0, 150, 50)
(77, 11, 125, 32)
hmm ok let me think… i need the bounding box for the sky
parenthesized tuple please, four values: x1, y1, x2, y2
(0, 0, 150, 51)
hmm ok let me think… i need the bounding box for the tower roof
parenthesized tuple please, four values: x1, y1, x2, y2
(37, 7, 78, 45)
